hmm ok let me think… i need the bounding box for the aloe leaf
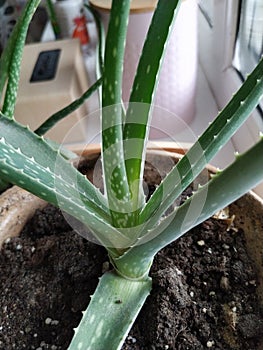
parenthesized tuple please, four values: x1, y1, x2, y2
(140, 56, 263, 227)
(1, 0, 41, 118)
(114, 137, 263, 278)
(101, 0, 132, 227)
(46, 0, 61, 38)
(69, 271, 151, 350)
(0, 25, 17, 100)
(0, 115, 106, 209)
(0, 115, 132, 252)
(123, 0, 181, 215)
(35, 78, 102, 136)
(0, 128, 76, 192)
(0, 1, 30, 99)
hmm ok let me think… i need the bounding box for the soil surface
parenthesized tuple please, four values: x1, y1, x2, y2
(0, 155, 263, 349)
(1, 204, 263, 350)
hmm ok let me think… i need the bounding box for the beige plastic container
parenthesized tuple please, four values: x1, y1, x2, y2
(90, 0, 198, 139)
(14, 39, 89, 144)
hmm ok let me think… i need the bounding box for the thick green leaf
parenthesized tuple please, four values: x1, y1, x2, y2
(46, 0, 61, 38)
(69, 271, 151, 350)
(1, 0, 41, 118)
(35, 78, 102, 136)
(122, 0, 181, 216)
(101, 0, 132, 227)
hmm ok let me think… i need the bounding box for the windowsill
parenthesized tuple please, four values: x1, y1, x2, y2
(173, 65, 236, 169)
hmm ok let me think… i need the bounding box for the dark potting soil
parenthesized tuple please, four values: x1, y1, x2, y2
(0, 204, 263, 350)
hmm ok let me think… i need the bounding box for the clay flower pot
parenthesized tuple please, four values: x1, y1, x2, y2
(0, 143, 263, 349)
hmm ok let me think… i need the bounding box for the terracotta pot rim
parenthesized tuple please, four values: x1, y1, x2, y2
(71, 142, 263, 205)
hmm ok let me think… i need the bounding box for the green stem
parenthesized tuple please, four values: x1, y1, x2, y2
(68, 271, 151, 350)
(123, 0, 181, 217)
(2, 0, 41, 118)
(46, 0, 61, 38)
(35, 78, 102, 136)
(101, 0, 132, 228)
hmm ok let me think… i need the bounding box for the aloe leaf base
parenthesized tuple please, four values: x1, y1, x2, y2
(69, 271, 151, 350)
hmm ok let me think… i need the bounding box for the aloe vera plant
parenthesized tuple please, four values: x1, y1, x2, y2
(0, 0, 263, 349)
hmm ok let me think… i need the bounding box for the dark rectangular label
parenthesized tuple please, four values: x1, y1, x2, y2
(30, 49, 61, 82)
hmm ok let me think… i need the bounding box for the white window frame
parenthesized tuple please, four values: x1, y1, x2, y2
(198, 0, 263, 151)
(198, 0, 263, 196)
